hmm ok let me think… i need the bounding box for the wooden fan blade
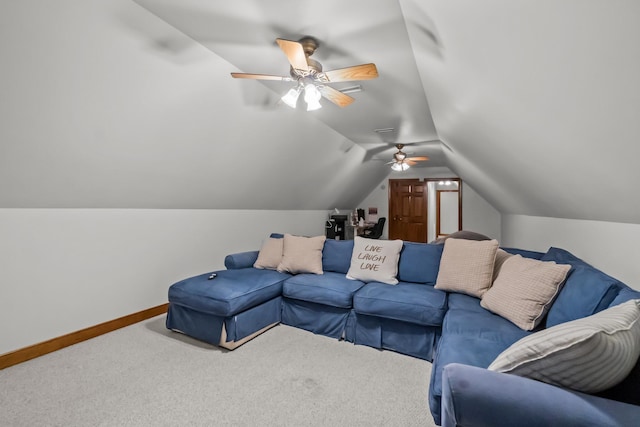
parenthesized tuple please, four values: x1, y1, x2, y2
(318, 85, 355, 108)
(276, 39, 309, 72)
(405, 160, 418, 166)
(406, 156, 429, 161)
(230, 72, 292, 81)
(323, 63, 378, 82)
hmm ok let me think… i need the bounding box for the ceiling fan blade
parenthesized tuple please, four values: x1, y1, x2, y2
(318, 85, 355, 108)
(406, 156, 430, 161)
(230, 72, 292, 81)
(322, 63, 379, 83)
(276, 38, 309, 72)
(405, 160, 418, 166)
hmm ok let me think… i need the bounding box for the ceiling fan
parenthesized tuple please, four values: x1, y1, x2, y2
(388, 144, 429, 171)
(231, 37, 378, 111)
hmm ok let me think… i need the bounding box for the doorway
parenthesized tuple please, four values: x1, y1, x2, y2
(388, 179, 428, 242)
(388, 178, 462, 243)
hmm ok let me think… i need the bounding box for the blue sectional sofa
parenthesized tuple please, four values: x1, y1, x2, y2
(166, 236, 640, 426)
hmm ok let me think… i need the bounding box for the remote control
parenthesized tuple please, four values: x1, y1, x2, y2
(208, 273, 217, 280)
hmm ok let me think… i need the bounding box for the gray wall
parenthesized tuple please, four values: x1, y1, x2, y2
(502, 215, 640, 290)
(0, 209, 326, 355)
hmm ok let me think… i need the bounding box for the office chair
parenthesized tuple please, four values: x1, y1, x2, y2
(363, 217, 386, 239)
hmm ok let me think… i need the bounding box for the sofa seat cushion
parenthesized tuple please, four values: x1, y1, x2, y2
(283, 272, 365, 309)
(353, 282, 448, 327)
(168, 268, 289, 317)
(443, 308, 533, 346)
(447, 293, 486, 313)
(430, 306, 535, 422)
(541, 247, 623, 327)
(430, 332, 517, 424)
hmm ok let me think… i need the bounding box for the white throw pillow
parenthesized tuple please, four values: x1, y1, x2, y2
(253, 237, 284, 270)
(481, 255, 571, 330)
(489, 299, 640, 393)
(346, 236, 403, 285)
(276, 234, 326, 275)
(434, 238, 499, 298)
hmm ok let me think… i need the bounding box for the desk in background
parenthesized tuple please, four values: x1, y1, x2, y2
(344, 223, 376, 240)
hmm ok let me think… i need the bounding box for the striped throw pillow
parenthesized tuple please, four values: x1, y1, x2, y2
(488, 299, 640, 393)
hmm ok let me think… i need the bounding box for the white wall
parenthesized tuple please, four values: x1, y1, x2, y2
(462, 182, 502, 241)
(357, 167, 501, 240)
(502, 214, 640, 290)
(0, 208, 326, 355)
(0, 0, 389, 211)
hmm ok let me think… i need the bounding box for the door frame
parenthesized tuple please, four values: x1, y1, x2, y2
(427, 178, 463, 239)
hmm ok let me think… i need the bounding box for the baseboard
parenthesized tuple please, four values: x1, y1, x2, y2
(0, 303, 169, 370)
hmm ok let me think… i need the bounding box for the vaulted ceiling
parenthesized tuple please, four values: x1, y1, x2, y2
(1, 0, 639, 224)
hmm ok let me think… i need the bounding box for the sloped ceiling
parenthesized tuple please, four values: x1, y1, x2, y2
(1, 0, 639, 223)
(405, 0, 640, 224)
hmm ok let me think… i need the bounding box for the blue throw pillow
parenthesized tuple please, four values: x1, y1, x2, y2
(541, 247, 623, 327)
(322, 239, 354, 274)
(397, 241, 444, 284)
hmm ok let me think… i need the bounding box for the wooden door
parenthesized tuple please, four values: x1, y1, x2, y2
(388, 179, 428, 242)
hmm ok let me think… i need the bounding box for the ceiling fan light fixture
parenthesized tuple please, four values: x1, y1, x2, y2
(391, 162, 410, 171)
(306, 97, 322, 111)
(281, 86, 302, 108)
(304, 83, 322, 111)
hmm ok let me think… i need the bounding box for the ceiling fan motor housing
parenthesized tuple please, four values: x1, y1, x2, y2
(289, 37, 323, 79)
(299, 36, 319, 57)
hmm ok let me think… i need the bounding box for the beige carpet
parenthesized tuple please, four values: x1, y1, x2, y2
(0, 316, 437, 426)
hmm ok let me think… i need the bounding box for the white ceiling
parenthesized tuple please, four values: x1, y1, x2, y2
(1, 0, 639, 223)
(132, 0, 441, 161)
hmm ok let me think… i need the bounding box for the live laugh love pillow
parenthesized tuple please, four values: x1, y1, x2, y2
(346, 236, 403, 285)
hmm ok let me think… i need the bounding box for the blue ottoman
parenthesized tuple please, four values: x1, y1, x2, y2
(166, 268, 290, 349)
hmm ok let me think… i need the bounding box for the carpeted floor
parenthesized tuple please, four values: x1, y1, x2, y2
(0, 316, 437, 426)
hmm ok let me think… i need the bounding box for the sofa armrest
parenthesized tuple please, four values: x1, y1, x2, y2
(224, 251, 259, 270)
(441, 363, 640, 427)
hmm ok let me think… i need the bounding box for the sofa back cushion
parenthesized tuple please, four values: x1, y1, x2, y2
(609, 287, 640, 309)
(397, 242, 443, 284)
(502, 247, 545, 260)
(541, 247, 623, 327)
(322, 239, 354, 274)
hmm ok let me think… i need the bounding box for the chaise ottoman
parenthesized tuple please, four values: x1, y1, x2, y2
(166, 268, 289, 349)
